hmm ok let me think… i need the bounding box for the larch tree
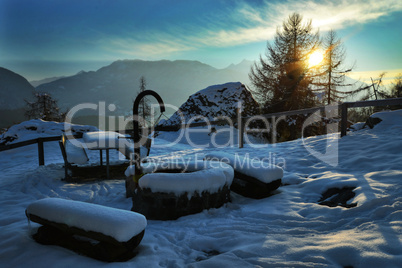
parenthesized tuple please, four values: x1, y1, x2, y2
(249, 13, 320, 113)
(313, 30, 355, 105)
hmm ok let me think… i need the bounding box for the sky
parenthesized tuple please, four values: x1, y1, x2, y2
(1, 0, 402, 83)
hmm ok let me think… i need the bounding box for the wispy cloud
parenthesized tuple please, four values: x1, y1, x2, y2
(105, 0, 402, 57)
(348, 69, 402, 85)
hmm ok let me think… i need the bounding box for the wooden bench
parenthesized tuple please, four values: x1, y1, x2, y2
(205, 152, 283, 199)
(26, 198, 146, 262)
(59, 134, 89, 180)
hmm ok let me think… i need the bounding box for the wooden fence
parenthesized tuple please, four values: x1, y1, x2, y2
(1, 98, 401, 166)
(340, 98, 402, 137)
(0, 134, 83, 166)
(238, 97, 402, 147)
(0, 136, 61, 166)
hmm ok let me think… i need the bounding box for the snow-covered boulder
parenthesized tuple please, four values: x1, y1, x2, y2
(366, 109, 402, 128)
(205, 152, 283, 199)
(26, 198, 146, 261)
(159, 82, 259, 126)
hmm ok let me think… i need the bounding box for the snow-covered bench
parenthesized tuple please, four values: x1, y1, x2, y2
(59, 134, 89, 180)
(205, 152, 283, 199)
(26, 198, 147, 262)
(125, 161, 234, 220)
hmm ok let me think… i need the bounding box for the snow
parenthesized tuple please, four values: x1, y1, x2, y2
(26, 198, 146, 242)
(64, 139, 89, 165)
(83, 131, 127, 149)
(135, 161, 234, 196)
(0, 119, 98, 144)
(204, 151, 283, 183)
(370, 109, 402, 126)
(0, 110, 402, 267)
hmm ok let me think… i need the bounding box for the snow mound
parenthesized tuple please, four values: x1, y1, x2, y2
(205, 152, 283, 183)
(369, 109, 402, 127)
(26, 198, 146, 242)
(65, 139, 89, 165)
(0, 119, 98, 144)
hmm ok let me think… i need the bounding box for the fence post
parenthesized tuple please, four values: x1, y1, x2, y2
(341, 103, 348, 137)
(38, 138, 45, 166)
(237, 107, 244, 148)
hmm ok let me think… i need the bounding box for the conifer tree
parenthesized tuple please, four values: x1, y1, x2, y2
(249, 13, 320, 113)
(25, 92, 64, 121)
(137, 76, 151, 125)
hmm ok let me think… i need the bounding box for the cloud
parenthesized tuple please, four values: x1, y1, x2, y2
(105, 0, 402, 58)
(348, 69, 402, 85)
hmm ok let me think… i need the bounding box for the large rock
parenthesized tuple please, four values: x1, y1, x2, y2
(318, 187, 357, 208)
(159, 82, 259, 126)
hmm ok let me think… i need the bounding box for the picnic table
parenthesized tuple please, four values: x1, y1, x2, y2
(83, 131, 129, 179)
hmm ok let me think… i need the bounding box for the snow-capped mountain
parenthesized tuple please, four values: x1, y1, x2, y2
(159, 82, 259, 126)
(35, 60, 252, 114)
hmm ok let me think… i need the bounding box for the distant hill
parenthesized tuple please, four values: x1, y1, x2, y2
(35, 59, 253, 115)
(0, 67, 35, 128)
(0, 67, 34, 109)
(29, 75, 66, 87)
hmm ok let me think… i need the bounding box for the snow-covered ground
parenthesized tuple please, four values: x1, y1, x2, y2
(0, 110, 401, 267)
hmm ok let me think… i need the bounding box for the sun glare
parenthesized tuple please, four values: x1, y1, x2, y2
(308, 50, 324, 67)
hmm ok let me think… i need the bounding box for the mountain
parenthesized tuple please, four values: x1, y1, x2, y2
(224, 59, 253, 74)
(35, 60, 252, 116)
(0, 67, 34, 109)
(29, 75, 66, 87)
(0, 67, 35, 128)
(159, 82, 259, 126)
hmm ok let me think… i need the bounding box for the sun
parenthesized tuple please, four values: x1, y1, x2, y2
(308, 50, 324, 67)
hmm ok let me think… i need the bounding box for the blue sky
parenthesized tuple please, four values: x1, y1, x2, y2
(1, 0, 401, 82)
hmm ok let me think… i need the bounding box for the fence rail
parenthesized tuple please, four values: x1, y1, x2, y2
(340, 97, 402, 137)
(238, 97, 402, 147)
(0, 134, 83, 166)
(2, 98, 401, 165)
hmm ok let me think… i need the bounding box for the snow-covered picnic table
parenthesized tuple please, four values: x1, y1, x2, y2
(83, 131, 129, 179)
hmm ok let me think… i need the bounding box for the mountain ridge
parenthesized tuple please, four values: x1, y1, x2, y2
(35, 59, 253, 114)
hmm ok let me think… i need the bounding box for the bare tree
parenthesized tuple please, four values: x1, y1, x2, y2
(359, 72, 389, 101)
(390, 74, 402, 98)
